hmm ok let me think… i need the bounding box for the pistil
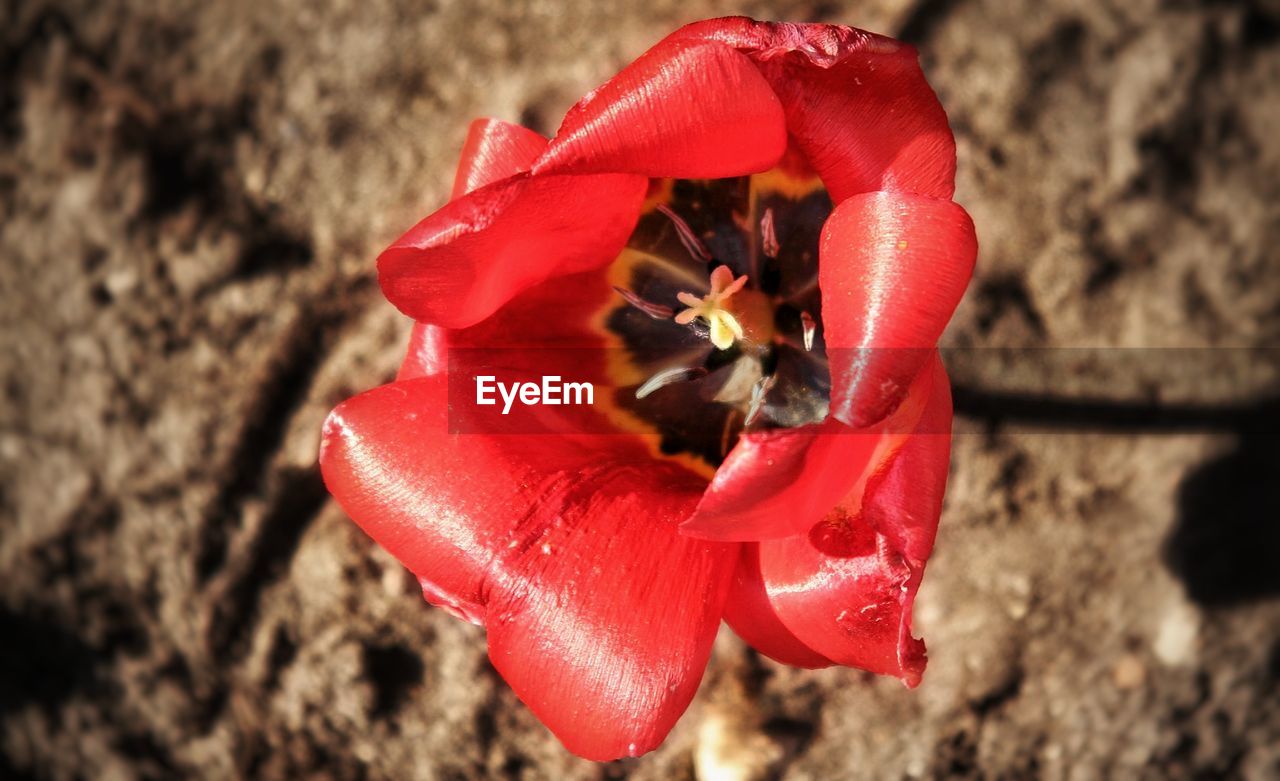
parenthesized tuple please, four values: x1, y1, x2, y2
(675, 266, 749, 350)
(670, 266, 747, 348)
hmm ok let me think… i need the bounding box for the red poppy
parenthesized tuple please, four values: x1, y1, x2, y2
(320, 16, 976, 761)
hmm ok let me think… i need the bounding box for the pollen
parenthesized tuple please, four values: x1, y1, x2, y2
(675, 266, 748, 350)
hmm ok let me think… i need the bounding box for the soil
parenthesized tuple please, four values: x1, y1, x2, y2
(3, 0, 1279, 779)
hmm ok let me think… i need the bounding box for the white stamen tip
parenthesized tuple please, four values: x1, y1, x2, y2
(800, 310, 816, 351)
(636, 366, 708, 399)
(744, 375, 777, 427)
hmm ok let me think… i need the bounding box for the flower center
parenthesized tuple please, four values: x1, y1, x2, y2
(601, 171, 833, 468)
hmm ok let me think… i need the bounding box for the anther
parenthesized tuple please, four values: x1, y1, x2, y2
(743, 374, 777, 427)
(613, 286, 674, 320)
(761, 207, 779, 259)
(800, 310, 816, 351)
(658, 204, 712, 263)
(636, 366, 709, 400)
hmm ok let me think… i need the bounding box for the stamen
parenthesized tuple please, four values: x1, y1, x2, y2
(675, 266, 749, 350)
(613, 286, 674, 320)
(800, 310, 816, 351)
(636, 366, 708, 400)
(761, 207, 779, 259)
(657, 204, 712, 263)
(743, 374, 777, 427)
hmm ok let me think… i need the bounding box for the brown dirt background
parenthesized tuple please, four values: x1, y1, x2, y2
(3, 0, 1280, 778)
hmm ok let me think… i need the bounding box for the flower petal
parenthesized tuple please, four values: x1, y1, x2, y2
(397, 118, 554, 379)
(681, 358, 935, 541)
(667, 17, 956, 202)
(379, 171, 647, 328)
(820, 191, 976, 427)
(858, 357, 953, 563)
(451, 118, 549, 198)
(534, 39, 787, 179)
(397, 321, 447, 381)
(487, 497, 735, 761)
(754, 356, 952, 686)
(398, 261, 614, 381)
(319, 377, 736, 760)
(722, 544, 833, 668)
(682, 423, 864, 541)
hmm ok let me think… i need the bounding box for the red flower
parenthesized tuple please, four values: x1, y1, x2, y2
(320, 17, 976, 761)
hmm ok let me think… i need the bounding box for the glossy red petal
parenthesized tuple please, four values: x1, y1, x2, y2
(667, 17, 956, 202)
(757, 357, 952, 686)
(398, 261, 614, 384)
(722, 545, 833, 668)
(378, 171, 647, 329)
(486, 491, 735, 761)
(452, 118, 549, 198)
(682, 360, 935, 542)
(398, 118, 556, 380)
(860, 357, 953, 564)
(820, 191, 975, 427)
(397, 322, 446, 380)
(682, 423, 875, 541)
(533, 39, 786, 179)
(319, 377, 735, 760)
(667, 17, 891, 65)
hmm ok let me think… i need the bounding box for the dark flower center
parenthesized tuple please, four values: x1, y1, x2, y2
(602, 173, 834, 468)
